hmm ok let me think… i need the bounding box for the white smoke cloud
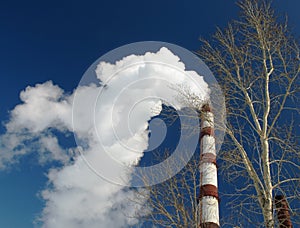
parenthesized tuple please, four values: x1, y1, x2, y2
(0, 81, 73, 169)
(0, 47, 209, 227)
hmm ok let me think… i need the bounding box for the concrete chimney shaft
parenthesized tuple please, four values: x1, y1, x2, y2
(198, 104, 220, 228)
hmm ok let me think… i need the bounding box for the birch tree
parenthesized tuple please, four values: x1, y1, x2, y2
(131, 149, 201, 228)
(197, 0, 300, 227)
(132, 0, 299, 227)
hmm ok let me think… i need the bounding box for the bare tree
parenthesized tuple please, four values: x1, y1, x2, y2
(130, 0, 299, 227)
(197, 0, 300, 227)
(131, 149, 201, 228)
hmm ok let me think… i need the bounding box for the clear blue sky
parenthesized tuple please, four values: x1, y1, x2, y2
(0, 1, 299, 227)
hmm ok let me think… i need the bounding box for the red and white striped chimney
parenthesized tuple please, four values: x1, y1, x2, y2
(275, 195, 293, 228)
(198, 104, 219, 228)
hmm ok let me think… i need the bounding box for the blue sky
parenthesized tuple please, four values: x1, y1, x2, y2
(0, 1, 300, 227)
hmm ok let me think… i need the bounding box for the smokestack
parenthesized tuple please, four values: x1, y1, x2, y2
(275, 195, 293, 228)
(198, 104, 220, 228)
